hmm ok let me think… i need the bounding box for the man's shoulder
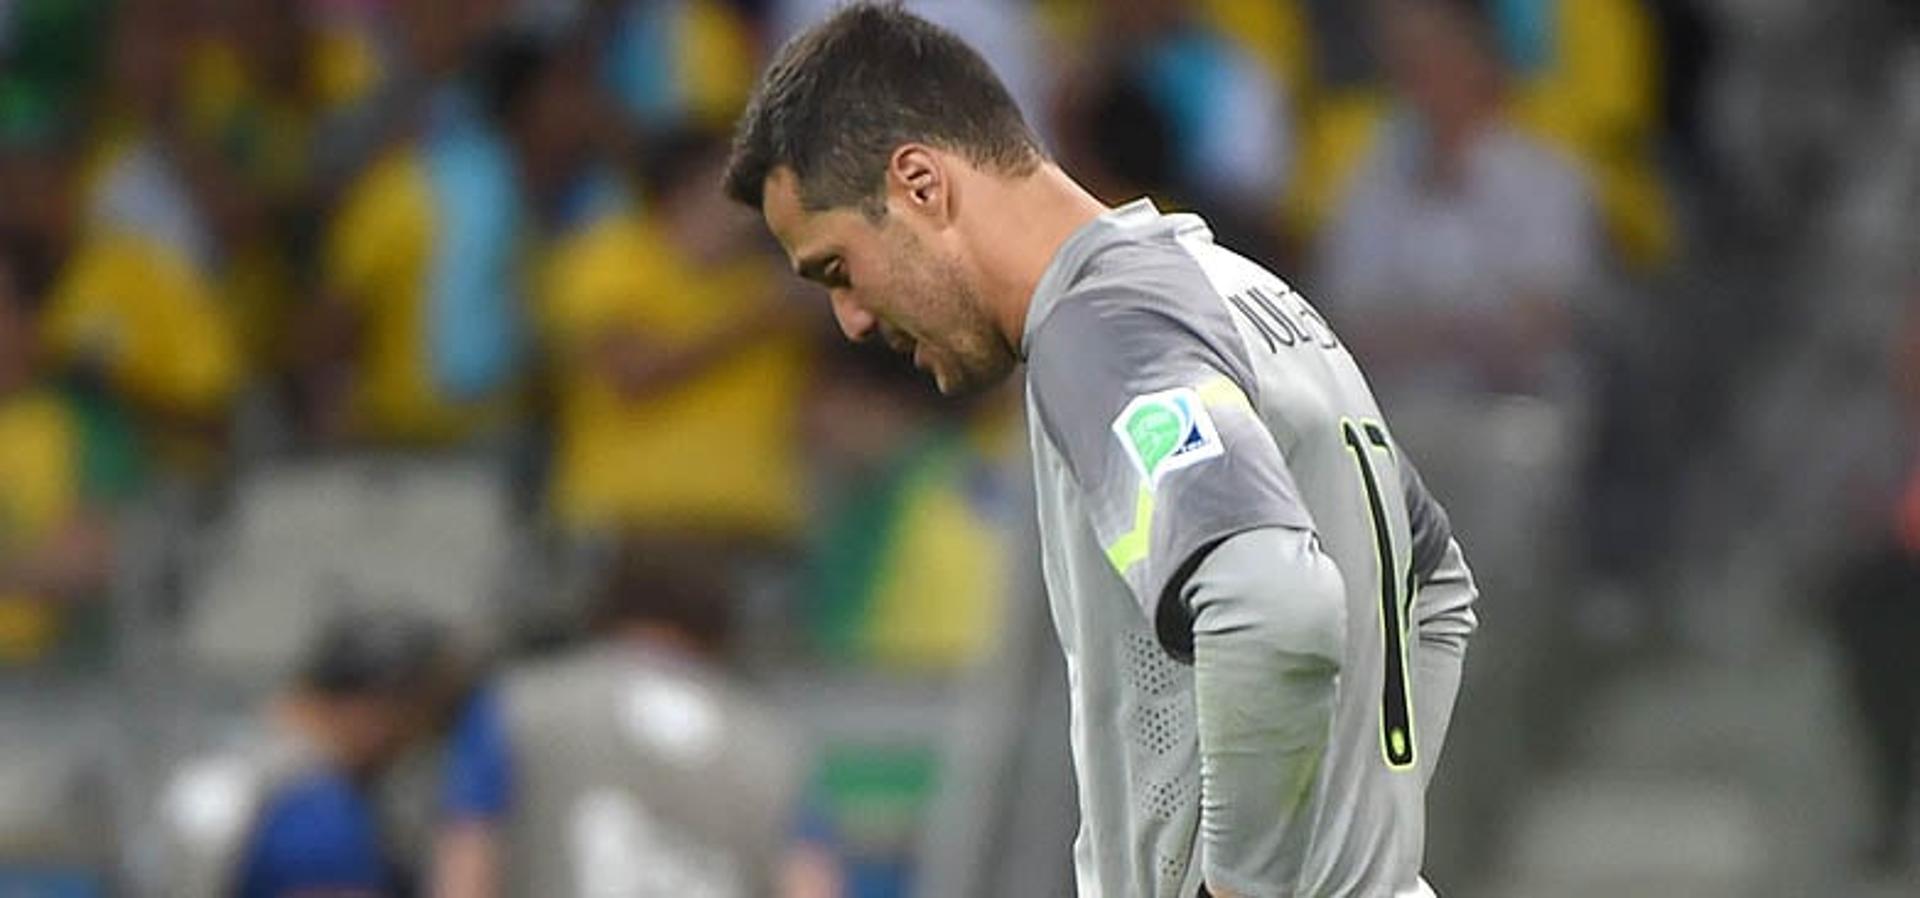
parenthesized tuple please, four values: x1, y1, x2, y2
(1026, 250, 1255, 405)
(1034, 236, 1218, 334)
(1028, 277, 1231, 383)
(240, 770, 388, 895)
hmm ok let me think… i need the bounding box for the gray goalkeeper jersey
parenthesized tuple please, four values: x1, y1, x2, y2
(1022, 200, 1479, 898)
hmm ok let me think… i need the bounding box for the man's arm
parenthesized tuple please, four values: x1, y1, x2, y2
(1399, 460, 1478, 783)
(1409, 537, 1477, 785)
(591, 297, 800, 401)
(777, 812, 846, 898)
(1026, 284, 1329, 897)
(433, 687, 514, 898)
(1184, 526, 1345, 897)
(432, 824, 502, 898)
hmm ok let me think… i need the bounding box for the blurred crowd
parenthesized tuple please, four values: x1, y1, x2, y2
(0, 0, 1695, 665)
(4, 0, 1920, 895)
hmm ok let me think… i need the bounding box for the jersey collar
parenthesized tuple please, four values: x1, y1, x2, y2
(1021, 198, 1164, 359)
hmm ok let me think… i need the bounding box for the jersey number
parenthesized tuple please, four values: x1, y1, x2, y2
(1341, 419, 1417, 770)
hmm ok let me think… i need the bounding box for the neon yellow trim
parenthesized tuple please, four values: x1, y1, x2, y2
(1105, 487, 1156, 573)
(1196, 375, 1253, 413)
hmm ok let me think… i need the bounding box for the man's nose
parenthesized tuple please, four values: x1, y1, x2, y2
(830, 290, 877, 343)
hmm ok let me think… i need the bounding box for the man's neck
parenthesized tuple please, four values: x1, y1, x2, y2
(965, 163, 1109, 352)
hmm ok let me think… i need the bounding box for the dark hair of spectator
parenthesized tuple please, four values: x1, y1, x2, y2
(590, 545, 736, 653)
(0, 235, 60, 309)
(1086, 76, 1176, 198)
(637, 127, 733, 205)
(298, 608, 450, 699)
(1379, 0, 1502, 55)
(724, 1, 1043, 216)
(473, 31, 562, 126)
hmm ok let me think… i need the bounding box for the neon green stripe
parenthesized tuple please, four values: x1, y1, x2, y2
(1105, 487, 1155, 573)
(1197, 375, 1253, 413)
(1106, 377, 1246, 575)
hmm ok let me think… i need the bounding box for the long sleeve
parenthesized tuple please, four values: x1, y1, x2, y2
(1410, 536, 1478, 785)
(1399, 458, 1478, 783)
(1183, 525, 1346, 896)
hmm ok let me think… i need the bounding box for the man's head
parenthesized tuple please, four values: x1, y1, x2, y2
(639, 128, 759, 268)
(106, 0, 188, 124)
(1374, 0, 1505, 139)
(397, 0, 511, 80)
(491, 33, 602, 206)
(724, 2, 1043, 395)
(590, 541, 737, 657)
(293, 608, 455, 776)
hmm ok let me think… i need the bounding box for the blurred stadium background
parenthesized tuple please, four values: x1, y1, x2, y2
(2, 0, 1919, 895)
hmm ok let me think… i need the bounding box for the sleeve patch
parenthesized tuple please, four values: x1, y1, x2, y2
(1111, 386, 1224, 489)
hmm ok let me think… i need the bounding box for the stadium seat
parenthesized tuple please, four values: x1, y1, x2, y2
(181, 455, 512, 689)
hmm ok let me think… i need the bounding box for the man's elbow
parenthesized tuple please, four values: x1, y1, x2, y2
(1188, 527, 1347, 669)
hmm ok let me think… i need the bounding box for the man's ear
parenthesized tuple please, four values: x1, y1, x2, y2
(887, 144, 951, 225)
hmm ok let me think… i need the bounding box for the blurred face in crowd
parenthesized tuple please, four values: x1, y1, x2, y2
(0, 145, 76, 262)
(108, 0, 188, 122)
(208, 0, 306, 94)
(760, 152, 1018, 396)
(659, 152, 760, 269)
(320, 692, 423, 776)
(1377, 0, 1504, 139)
(399, 0, 510, 77)
(512, 48, 601, 200)
(0, 259, 35, 396)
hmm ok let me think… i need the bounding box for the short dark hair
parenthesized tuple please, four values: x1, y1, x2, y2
(298, 608, 450, 699)
(590, 541, 737, 652)
(724, 1, 1042, 215)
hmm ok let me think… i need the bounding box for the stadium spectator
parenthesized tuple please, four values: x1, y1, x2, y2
(0, 247, 143, 665)
(156, 608, 458, 896)
(504, 33, 617, 241)
(307, 0, 517, 196)
(1313, 4, 1597, 811)
(1053, 55, 1179, 209)
(1287, 0, 1669, 273)
(0, 103, 76, 309)
(1317, 0, 1596, 401)
(36, 0, 242, 458)
(1053, 0, 1293, 256)
(433, 544, 839, 898)
(178, 0, 321, 377)
(807, 342, 1017, 670)
(536, 126, 810, 544)
(599, 0, 761, 136)
(1496, 0, 1674, 269)
(302, 19, 529, 446)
